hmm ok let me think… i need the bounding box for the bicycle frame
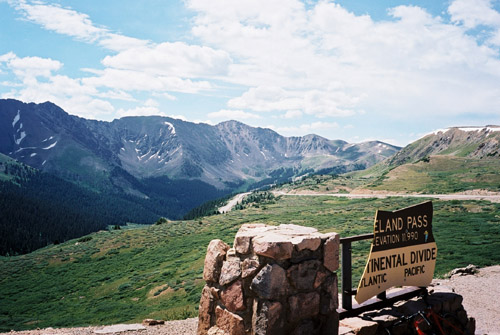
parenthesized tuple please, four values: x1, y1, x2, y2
(413, 308, 465, 335)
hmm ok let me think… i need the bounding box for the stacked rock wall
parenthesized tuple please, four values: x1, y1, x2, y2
(197, 223, 340, 335)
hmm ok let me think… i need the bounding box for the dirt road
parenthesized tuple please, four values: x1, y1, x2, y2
(218, 192, 251, 213)
(273, 190, 500, 202)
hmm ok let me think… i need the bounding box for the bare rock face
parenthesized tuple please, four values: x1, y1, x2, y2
(198, 285, 216, 334)
(215, 306, 245, 335)
(221, 280, 246, 312)
(203, 239, 230, 283)
(252, 233, 294, 260)
(287, 260, 321, 291)
(323, 233, 340, 272)
(251, 264, 289, 300)
(219, 257, 242, 286)
(241, 256, 260, 278)
(288, 292, 321, 321)
(252, 300, 284, 335)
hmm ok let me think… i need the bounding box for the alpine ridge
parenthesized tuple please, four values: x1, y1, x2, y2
(0, 99, 400, 192)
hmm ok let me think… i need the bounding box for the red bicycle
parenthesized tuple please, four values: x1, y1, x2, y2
(386, 306, 469, 335)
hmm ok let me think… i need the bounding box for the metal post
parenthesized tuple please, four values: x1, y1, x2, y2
(377, 291, 387, 300)
(341, 240, 352, 310)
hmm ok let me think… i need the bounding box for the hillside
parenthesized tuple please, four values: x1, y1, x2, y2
(0, 153, 166, 255)
(1, 194, 500, 331)
(278, 126, 500, 194)
(0, 99, 399, 255)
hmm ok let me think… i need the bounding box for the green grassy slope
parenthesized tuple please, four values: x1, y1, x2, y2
(1, 195, 500, 331)
(364, 156, 500, 193)
(278, 155, 500, 194)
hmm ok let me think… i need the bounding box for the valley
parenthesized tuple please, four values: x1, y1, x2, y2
(1, 195, 500, 331)
(0, 99, 398, 255)
(1, 100, 500, 332)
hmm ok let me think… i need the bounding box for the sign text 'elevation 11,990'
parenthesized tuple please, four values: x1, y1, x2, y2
(355, 201, 437, 304)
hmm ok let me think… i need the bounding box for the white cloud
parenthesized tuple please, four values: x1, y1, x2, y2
(82, 68, 212, 94)
(101, 42, 232, 78)
(4, 0, 500, 132)
(449, 0, 500, 29)
(228, 86, 356, 118)
(188, 0, 500, 120)
(449, 0, 500, 46)
(144, 98, 159, 107)
(0, 53, 113, 119)
(228, 86, 302, 112)
(1, 52, 62, 79)
(98, 33, 150, 52)
(14, 1, 105, 42)
(153, 92, 177, 101)
(208, 109, 261, 120)
(117, 106, 164, 118)
(281, 110, 303, 119)
(270, 121, 340, 136)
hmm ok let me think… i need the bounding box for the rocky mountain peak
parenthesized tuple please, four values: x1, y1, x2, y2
(0, 99, 400, 191)
(389, 125, 500, 166)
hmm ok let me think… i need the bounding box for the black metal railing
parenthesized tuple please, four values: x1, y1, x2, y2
(339, 233, 426, 318)
(340, 233, 374, 310)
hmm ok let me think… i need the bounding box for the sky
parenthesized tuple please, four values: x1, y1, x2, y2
(1, 0, 500, 146)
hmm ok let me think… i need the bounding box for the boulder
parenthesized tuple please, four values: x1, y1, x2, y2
(288, 292, 320, 321)
(251, 264, 289, 299)
(219, 257, 241, 286)
(339, 318, 378, 335)
(252, 300, 284, 335)
(241, 256, 261, 279)
(142, 319, 164, 326)
(215, 306, 245, 335)
(252, 233, 294, 260)
(203, 240, 230, 283)
(323, 233, 340, 272)
(221, 280, 246, 312)
(233, 224, 273, 255)
(287, 260, 321, 291)
(198, 285, 215, 335)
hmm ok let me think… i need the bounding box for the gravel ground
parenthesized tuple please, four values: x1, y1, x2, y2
(432, 265, 500, 335)
(2, 266, 499, 335)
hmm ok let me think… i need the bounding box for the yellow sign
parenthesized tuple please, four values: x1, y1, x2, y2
(355, 201, 437, 304)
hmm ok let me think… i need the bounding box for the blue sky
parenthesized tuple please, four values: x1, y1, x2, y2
(1, 0, 499, 146)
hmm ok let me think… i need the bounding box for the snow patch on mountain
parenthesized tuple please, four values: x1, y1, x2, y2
(12, 110, 20, 128)
(15, 131, 26, 145)
(164, 121, 176, 134)
(43, 141, 58, 150)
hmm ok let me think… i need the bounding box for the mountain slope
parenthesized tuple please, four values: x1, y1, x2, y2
(0, 99, 399, 191)
(276, 126, 500, 194)
(356, 127, 500, 193)
(388, 126, 500, 166)
(0, 153, 171, 255)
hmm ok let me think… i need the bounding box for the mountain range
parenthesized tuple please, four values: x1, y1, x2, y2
(0, 99, 399, 192)
(0, 99, 399, 254)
